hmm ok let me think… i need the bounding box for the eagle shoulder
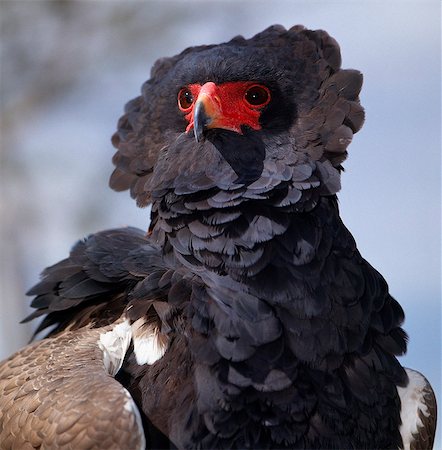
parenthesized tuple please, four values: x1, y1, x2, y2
(0, 226, 175, 449)
(398, 368, 437, 450)
(23, 226, 162, 335)
(0, 321, 145, 450)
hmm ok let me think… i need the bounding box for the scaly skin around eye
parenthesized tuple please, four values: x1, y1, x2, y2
(178, 82, 272, 136)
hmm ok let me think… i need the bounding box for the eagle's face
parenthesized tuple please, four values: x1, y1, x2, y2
(171, 43, 299, 139)
(179, 81, 273, 139)
(110, 24, 364, 210)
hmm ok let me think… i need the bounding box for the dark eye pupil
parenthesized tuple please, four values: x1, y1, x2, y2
(245, 86, 269, 106)
(179, 89, 194, 109)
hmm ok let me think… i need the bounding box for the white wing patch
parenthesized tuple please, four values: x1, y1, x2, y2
(98, 319, 132, 376)
(397, 368, 432, 450)
(97, 320, 149, 450)
(132, 318, 169, 365)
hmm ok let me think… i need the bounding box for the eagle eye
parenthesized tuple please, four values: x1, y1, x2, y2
(178, 88, 194, 111)
(244, 85, 271, 108)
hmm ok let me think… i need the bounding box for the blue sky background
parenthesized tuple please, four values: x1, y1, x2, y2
(1, 1, 440, 444)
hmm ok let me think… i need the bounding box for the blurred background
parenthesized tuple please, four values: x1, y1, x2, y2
(0, 0, 440, 442)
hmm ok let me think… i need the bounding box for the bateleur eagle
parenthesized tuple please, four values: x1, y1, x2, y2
(0, 24, 437, 450)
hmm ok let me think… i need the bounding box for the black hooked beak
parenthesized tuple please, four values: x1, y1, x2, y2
(193, 100, 212, 143)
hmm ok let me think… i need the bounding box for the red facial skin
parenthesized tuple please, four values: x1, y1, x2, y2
(178, 81, 271, 134)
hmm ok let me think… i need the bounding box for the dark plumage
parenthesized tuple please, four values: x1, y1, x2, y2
(0, 24, 436, 450)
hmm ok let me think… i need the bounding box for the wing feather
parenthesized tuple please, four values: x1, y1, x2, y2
(0, 322, 145, 450)
(398, 368, 437, 450)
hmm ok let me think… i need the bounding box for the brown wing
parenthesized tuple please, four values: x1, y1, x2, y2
(398, 368, 437, 450)
(0, 321, 145, 450)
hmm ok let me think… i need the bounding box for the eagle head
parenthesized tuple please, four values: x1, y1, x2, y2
(110, 24, 364, 211)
